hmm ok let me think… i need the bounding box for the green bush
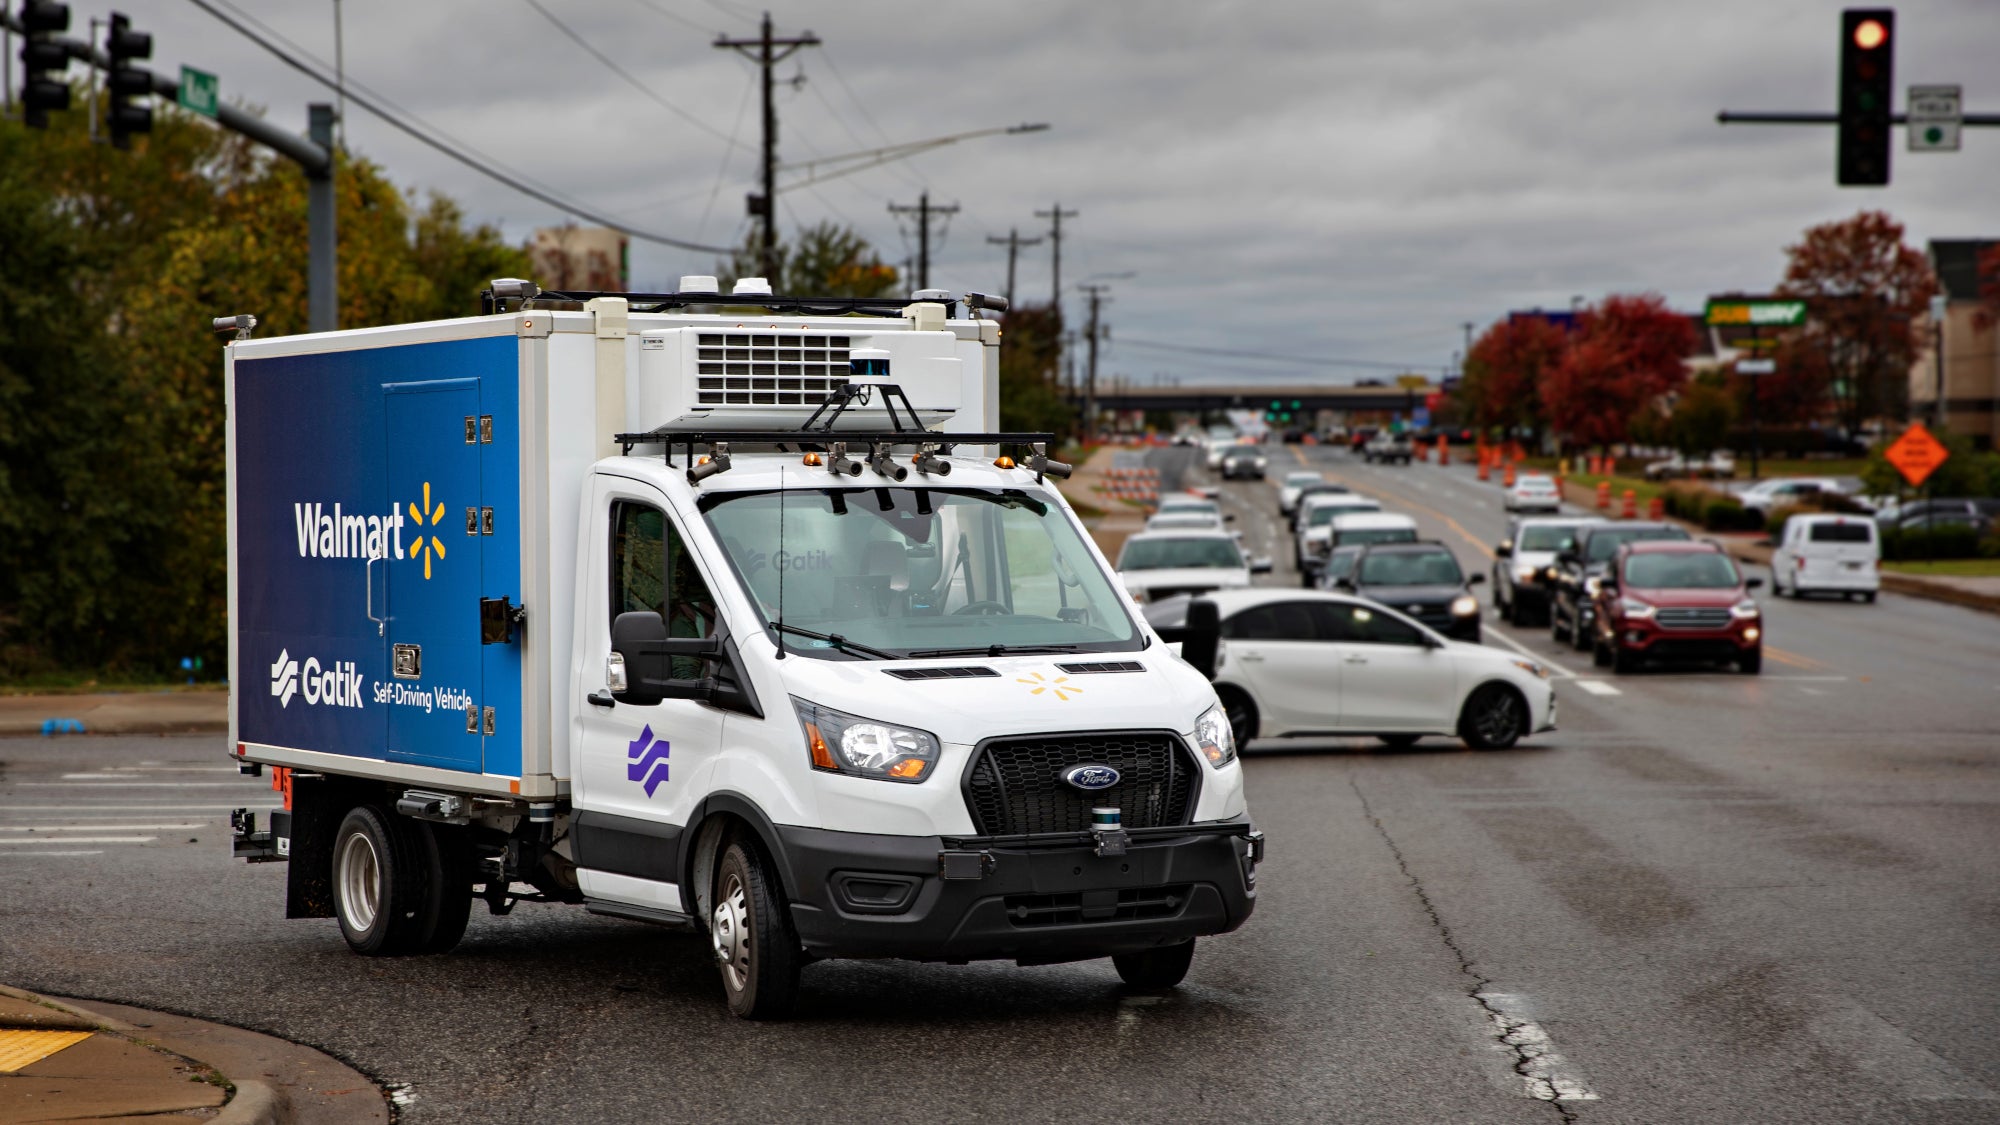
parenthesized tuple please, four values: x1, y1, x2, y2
(1703, 497, 1752, 531)
(1881, 526, 1981, 560)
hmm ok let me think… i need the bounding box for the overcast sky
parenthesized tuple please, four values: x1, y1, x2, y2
(90, 0, 2000, 385)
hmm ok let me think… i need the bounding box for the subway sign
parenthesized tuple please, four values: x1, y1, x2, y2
(1704, 299, 1807, 327)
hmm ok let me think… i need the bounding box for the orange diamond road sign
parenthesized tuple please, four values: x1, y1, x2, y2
(1884, 422, 1949, 487)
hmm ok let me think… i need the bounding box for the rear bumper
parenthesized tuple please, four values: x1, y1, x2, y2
(779, 819, 1260, 963)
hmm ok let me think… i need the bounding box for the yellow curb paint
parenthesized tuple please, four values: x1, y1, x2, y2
(0, 1029, 93, 1072)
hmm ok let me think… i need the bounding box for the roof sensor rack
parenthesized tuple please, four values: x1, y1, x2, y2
(480, 282, 960, 319)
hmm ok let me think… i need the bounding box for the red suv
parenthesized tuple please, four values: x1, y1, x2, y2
(1589, 541, 1764, 674)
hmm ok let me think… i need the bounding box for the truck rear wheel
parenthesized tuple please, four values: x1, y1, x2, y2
(712, 839, 803, 1020)
(412, 822, 474, 954)
(1113, 939, 1196, 990)
(332, 806, 421, 956)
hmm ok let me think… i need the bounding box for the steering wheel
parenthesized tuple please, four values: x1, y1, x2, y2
(952, 600, 1012, 616)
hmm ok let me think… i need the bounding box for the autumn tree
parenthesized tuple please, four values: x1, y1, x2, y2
(1669, 373, 1738, 459)
(1775, 211, 1937, 441)
(719, 221, 901, 298)
(1459, 315, 1566, 441)
(993, 304, 1075, 441)
(1540, 294, 1694, 452)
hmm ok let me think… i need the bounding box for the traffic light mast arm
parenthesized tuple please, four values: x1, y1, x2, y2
(1717, 111, 2000, 125)
(1, 7, 329, 175)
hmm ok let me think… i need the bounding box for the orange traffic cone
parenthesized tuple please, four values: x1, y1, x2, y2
(1621, 489, 1637, 519)
(1596, 481, 1612, 510)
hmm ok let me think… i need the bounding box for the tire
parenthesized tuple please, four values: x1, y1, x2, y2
(1592, 636, 1611, 667)
(1219, 687, 1259, 748)
(1570, 614, 1594, 652)
(1114, 939, 1196, 990)
(332, 805, 423, 956)
(1459, 683, 1525, 750)
(711, 839, 804, 1020)
(1377, 734, 1421, 749)
(1738, 649, 1762, 675)
(1550, 602, 1570, 645)
(412, 822, 474, 954)
(1612, 646, 1639, 675)
(1861, 591, 1876, 604)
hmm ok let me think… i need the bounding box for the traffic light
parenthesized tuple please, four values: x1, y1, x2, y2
(105, 12, 153, 149)
(18, 0, 72, 129)
(1837, 8, 1894, 186)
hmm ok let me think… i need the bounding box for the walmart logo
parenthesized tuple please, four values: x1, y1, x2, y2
(627, 725, 670, 797)
(407, 481, 447, 579)
(271, 649, 299, 708)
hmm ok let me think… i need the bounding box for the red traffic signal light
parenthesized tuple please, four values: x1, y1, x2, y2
(1837, 8, 1894, 186)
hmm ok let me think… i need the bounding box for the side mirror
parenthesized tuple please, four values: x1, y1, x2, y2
(1495, 541, 1513, 558)
(1467, 573, 1486, 586)
(1250, 556, 1274, 574)
(1225, 512, 1237, 522)
(1334, 578, 1356, 592)
(1556, 550, 1578, 566)
(1745, 577, 1765, 590)
(1180, 599, 1222, 681)
(611, 610, 734, 708)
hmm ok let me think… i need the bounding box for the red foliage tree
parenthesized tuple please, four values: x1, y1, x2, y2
(1775, 211, 1937, 440)
(1540, 294, 1695, 451)
(1460, 316, 1567, 440)
(1977, 242, 2000, 330)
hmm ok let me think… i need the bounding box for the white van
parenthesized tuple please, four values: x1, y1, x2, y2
(1771, 513, 1879, 602)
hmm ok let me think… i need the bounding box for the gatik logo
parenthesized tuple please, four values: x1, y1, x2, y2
(270, 649, 363, 710)
(743, 548, 833, 576)
(627, 724, 670, 797)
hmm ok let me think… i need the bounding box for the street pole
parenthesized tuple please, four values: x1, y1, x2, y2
(1035, 202, 1077, 317)
(332, 0, 345, 150)
(887, 191, 959, 291)
(307, 104, 338, 333)
(716, 13, 819, 282)
(1080, 283, 1110, 442)
(1748, 322, 1761, 481)
(1931, 293, 1948, 429)
(986, 227, 1041, 308)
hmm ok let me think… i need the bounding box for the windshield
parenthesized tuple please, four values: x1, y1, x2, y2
(1157, 499, 1220, 517)
(1323, 550, 1361, 581)
(1586, 526, 1687, 562)
(1519, 525, 1578, 551)
(1148, 515, 1220, 531)
(1335, 527, 1418, 547)
(1285, 473, 1322, 487)
(1624, 552, 1739, 589)
(1118, 537, 1246, 571)
(1359, 550, 1462, 585)
(1307, 501, 1378, 527)
(700, 486, 1139, 659)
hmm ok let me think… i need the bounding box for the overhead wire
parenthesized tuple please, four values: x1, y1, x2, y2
(1114, 337, 1429, 371)
(696, 70, 756, 239)
(624, 0, 719, 35)
(181, 0, 732, 252)
(518, 0, 747, 151)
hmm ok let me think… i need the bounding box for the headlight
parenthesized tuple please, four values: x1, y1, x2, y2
(1584, 577, 1603, 597)
(1514, 565, 1538, 583)
(794, 698, 939, 782)
(1620, 598, 1656, 619)
(1193, 703, 1237, 768)
(1731, 598, 1761, 618)
(1451, 594, 1479, 616)
(1511, 659, 1550, 680)
(1542, 566, 1560, 581)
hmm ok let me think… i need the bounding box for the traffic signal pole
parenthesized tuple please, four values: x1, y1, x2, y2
(3, 7, 338, 331)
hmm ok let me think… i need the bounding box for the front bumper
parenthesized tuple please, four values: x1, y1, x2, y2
(779, 819, 1260, 963)
(1612, 617, 1761, 658)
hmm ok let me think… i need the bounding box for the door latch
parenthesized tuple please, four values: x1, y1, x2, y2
(480, 596, 525, 645)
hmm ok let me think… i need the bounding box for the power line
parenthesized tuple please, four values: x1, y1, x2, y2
(520, 0, 745, 151)
(1114, 337, 1428, 371)
(624, 0, 719, 35)
(987, 228, 1042, 308)
(887, 192, 958, 290)
(715, 14, 821, 278)
(1035, 202, 1078, 315)
(182, 0, 731, 252)
(696, 72, 756, 240)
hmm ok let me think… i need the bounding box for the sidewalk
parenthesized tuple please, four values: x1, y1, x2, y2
(0, 690, 227, 738)
(0, 985, 386, 1124)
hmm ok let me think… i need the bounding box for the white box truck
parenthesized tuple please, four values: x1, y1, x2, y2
(227, 281, 1261, 1018)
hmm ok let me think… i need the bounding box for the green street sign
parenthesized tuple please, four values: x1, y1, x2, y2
(1704, 298, 1806, 327)
(179, 66, 219, 119)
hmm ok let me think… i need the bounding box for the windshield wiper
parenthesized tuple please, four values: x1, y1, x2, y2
(906, 643, 1085, 659)
(770, 623, 895, 661)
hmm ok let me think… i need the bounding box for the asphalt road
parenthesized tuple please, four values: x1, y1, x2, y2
(2, 445, 1996, 1123)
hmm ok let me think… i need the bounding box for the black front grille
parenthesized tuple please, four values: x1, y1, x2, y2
(964, 732, 1198, 836)
(1657, 607, 1731, 630)
(1055, 661, 1145, 674)
(1143, 585, 1221, 601)
(1003, 884, 1192, 928)
(883, 666, 999, 680)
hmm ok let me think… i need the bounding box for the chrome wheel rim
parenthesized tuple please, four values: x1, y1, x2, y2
(337, 831, 381, 933)
(1475, 692, 1520, 744)
(712, 873, 751, 992)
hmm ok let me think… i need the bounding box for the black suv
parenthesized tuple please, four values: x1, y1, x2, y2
(1334, 540, 1485, 641)
(1548, 521, 1691, 650)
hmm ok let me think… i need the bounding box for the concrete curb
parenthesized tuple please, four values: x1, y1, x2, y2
(214, 1078, 288, 1125)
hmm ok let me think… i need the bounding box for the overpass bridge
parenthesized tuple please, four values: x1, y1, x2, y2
(1079, 383, 1437, 415)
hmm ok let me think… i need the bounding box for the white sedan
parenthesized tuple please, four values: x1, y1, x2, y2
(1504, 473, 1562, 513)
(1161, 588, 1557, 750)
(1277, 471, 1325, 515)
(1116, 530, 1269, 603)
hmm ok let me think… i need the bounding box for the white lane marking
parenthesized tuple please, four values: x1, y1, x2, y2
(0, 805, 250, 812)
(1478, 992, 1599, 1102)
(17, 782, 264, 788)
(0, 836, 159, 845)
(1800, 688, 1828, 696)
(63, 767, 241, 774)
(9, 850, 106, 857)
(1478, 625, 1581, 679)
(1574, 680, 1622, 697)
(1761, 675, 1847, 682)
(1809, 996, 1996, 1100)
(0, 824, 208, 832)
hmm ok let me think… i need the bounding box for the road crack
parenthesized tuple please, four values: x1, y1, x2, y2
(1349, 776, 1583, 1121)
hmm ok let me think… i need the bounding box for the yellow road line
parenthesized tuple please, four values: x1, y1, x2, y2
(0, 1029, 93, 1072)
(1763, 646, 1824, 670)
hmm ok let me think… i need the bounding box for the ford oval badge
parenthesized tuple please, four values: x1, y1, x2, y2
(1063, 764, 1121, 791)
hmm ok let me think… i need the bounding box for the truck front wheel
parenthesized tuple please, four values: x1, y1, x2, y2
(1113, 939, 1196, 990)
(332, 806, 421, 955)
(712, 839, 803, 1020)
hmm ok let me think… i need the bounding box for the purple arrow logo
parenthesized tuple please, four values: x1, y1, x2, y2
(626, 724, 670, 797)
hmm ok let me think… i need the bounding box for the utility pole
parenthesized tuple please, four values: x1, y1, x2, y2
(1079, 283, 1112, 441)
(1930, 293, 1947, 428)
(716, 13, 819, 282)
(887, 191, 959, 291)
(1035, 202, 1078, 317)
(986, 227, 1042, 308)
